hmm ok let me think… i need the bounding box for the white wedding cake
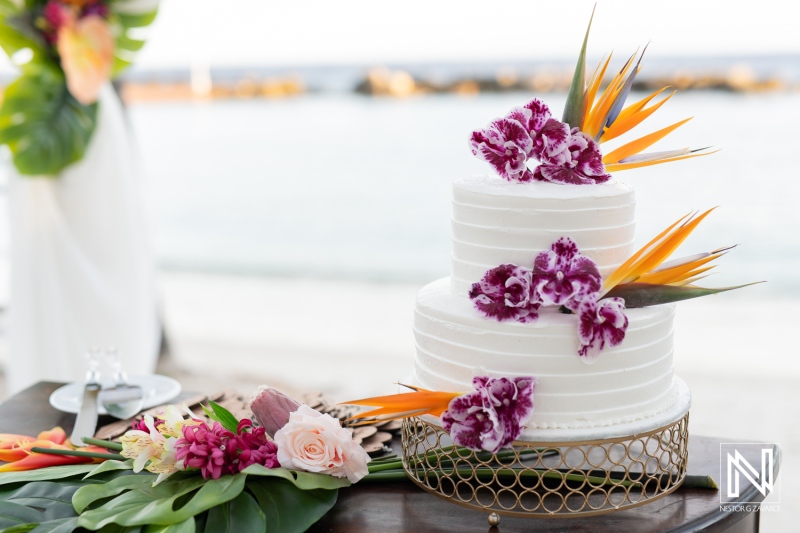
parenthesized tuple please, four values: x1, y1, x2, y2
(397, 24, 737, 445)
(410, 176, 686, 437)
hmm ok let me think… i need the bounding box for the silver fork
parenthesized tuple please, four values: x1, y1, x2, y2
(98, 348, 144, 419)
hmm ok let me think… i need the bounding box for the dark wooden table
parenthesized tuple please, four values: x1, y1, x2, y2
(0, 382, 781, 533)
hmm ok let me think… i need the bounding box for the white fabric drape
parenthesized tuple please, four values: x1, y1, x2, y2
(5, 84, 159, 394)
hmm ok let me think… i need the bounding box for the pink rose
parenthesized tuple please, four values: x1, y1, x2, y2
(274, 404, 370, 483)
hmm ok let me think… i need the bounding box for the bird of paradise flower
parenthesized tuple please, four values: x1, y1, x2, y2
(562, 7, 716, 172)
(602, 209, 761, 306)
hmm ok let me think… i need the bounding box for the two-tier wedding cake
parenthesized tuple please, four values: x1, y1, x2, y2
(411, 177, 681, 434)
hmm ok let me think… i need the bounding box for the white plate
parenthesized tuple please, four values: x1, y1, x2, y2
(49, 375, 182, 415)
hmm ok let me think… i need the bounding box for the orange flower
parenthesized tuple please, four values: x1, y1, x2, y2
(342, 385, 462, 426)
(57, 14, 114, 105)
(0, 445, 107, 472)
(0, 427, 103, 472)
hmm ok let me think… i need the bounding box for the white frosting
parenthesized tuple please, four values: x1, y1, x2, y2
(450, 176, 636, 295)
(413, 278, 677, 430)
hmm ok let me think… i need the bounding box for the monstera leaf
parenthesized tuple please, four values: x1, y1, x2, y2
(0, 461, 342, 533)
(0, 0, 158, 175)
(0, 67, 98, 176)
(110, 5, 158, 76)
(71, 466, 342, 532)
(0, 1, 49, 63)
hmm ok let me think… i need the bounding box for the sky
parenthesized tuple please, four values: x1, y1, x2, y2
(1, 0, 798, 73)
(137, 0, 800, 68)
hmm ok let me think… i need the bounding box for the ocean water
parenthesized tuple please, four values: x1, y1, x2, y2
(124, 91, 799, 299)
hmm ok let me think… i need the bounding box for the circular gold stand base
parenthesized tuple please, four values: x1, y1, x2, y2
(401, 411, 689, 518)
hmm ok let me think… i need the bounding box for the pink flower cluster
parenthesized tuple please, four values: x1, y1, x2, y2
(174, 419, 278, 480)
(442, 376, 536, 453)
(41, 0, 109, 43)
(469, 99, 610, 185)
(469, 237, 628, 360)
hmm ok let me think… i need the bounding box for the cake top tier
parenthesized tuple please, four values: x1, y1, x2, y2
(450, 175, 636, 296)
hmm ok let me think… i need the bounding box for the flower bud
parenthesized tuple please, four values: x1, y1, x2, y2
(250, 386, 301, 438)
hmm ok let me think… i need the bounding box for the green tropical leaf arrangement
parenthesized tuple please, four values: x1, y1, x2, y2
(0, 460, 345, 533)
(0, 0, 158, 176)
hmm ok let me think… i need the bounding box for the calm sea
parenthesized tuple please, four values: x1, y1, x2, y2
(4, 91, 800, 298)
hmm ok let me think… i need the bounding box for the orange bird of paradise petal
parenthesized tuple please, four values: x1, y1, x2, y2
(600, 88, 675, 143)
(635, 246, 734, 286)
(602, 208, 717, 293)
(57, 15, 115, 105)
(341, 384, 462, 426)
(0, 445, 107, 472)
(0, 439, 72, 463)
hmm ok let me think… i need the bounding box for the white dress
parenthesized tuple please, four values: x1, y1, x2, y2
(5, 84, 159, 394)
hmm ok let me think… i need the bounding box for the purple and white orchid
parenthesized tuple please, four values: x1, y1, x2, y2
(441, 376, 536, 453)
(506, 98, 552, 136)
(469, 118, 534, 182)
(531, 237, 602, 310)
(577, 296, 629, 361)
(469, 264, 540, 323)
(470, 98, 611, 185)
(533, 128, 611, 185)
(469, 237, 629, 360)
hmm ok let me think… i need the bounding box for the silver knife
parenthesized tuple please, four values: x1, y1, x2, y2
(71, 352, 101, 447)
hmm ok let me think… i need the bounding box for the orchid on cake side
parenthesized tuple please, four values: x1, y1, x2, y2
(469, 210, 759, 360)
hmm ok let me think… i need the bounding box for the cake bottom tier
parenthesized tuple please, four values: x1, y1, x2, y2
(412, 278, 682, 435)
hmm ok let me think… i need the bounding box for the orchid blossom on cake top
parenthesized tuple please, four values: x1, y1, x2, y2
(469, 8, 715, 184)
(470, 98, 611, 185)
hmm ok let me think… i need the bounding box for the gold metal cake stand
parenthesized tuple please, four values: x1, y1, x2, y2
(400, 411, 689, 522)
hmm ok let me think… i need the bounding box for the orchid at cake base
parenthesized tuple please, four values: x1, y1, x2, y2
(344, 376, 536, 454)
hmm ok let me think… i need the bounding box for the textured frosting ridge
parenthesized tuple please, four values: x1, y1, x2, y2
(450, 176, 635, 295)
(413, 278, 677, 430)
